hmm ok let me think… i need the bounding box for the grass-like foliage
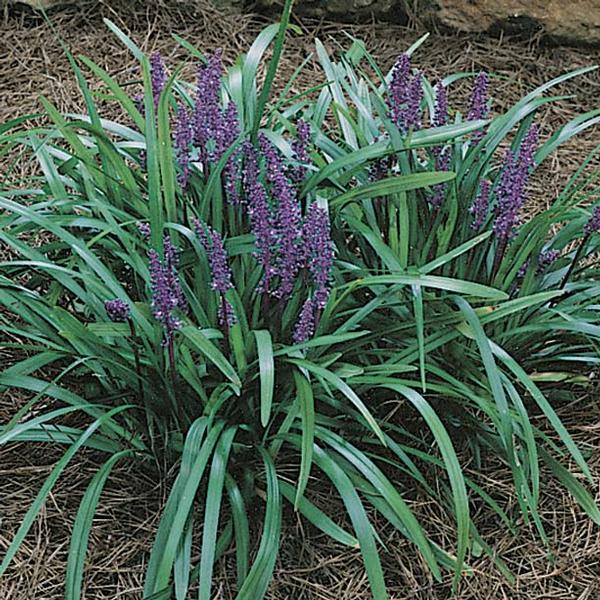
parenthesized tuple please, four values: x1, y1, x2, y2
(1, 2, 599, 598)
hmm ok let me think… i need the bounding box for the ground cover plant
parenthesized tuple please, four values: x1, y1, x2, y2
(0, 1, 599, 598)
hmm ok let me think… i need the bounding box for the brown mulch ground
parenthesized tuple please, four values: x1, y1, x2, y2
(0, 1, 599, 599)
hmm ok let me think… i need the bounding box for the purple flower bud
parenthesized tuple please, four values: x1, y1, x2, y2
(193, 219, 236, 326)
(148, 248, 185, 342)
(584, 205, 600, 236)
(259, 134, 303, 300)
(174, 104, 193, 189)
(469, 180, 491, 230)
(303, 204, 334, 309)
(290, 119, 312, 183)
(137, 222, 151, 239)
(105, 299, 130, 322)
(430, 146, 451, 210)
(193, 50, 223, 160)
(192, 220, 233, 293)
(242, 142, 277, 292)
(402, 71, 424, 132)
(150, 52, 167, 111)
(388, 53, 411, 126)
(537, 249, 559, 273)
(468, 71, 489, 143)
(493, 125, 538, 242)
(293, 298, 315, 344)
(433, 81, 448, 129)
(517, 259, 530, 280)
(220, 102, 242, 204)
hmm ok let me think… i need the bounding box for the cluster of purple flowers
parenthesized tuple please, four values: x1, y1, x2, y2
(293, 298, 316, 344)
(290, 119, 312, 183)
(259, 135, 304, 300)
(174, 104, 193, 189)
(193, 219, 235, 326)
(150, 53, 167, 111)
(469, 180, 491, 230)
(148, 239, 186, 343)
(105, 299, 131, 322)
(429, 82, 451, 209)
(388, 53, 423, 133)
(467, 71, 489, 143)
(241, 138, 334, 341)
(493, 124, 539, 243)
(302, 203, 334, 310)
(537, 249, 559, 273)
(584, 205, 600, 236)
(191, 50, 241, 201)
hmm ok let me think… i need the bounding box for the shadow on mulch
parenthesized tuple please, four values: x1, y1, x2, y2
(0, 1, 599, 599)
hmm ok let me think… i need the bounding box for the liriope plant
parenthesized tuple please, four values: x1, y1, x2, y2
(303, 28, 600, 558)
(0, 2, 599, 600)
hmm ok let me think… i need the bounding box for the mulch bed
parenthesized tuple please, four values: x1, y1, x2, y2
(0, 1, 599, 598)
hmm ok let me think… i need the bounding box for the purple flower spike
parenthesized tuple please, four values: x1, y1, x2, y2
(303, 204, 334, 309)
(433, 81, 448, 129)
(493, 125, 538, 243)
(402, 71, 424, 132)
(584, 205, 600, 236)
(537, 249, 559, 273)
(259, 135, 303, 300)
(148, 248, 184, 342)
(291, 119, 312, 183)
(221, 102, 242, 204)
(517, 259, 530, 280)
(174, 104, 193, 189)
(150, 52, 167, 110)
(469, 180, 491, 230)
(293, 298, 315, 344)
(137, 222, 151, 239)
(468, 71, 489, 143)
(105, 299, 130, 322)
(193, 50, 223, 158)
(388, 53, 411, 127)
(193, 219, 235, 326)
(242, 142, 276, 291)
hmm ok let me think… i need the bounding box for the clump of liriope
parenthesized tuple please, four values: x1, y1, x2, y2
(1, 14, 599, 600)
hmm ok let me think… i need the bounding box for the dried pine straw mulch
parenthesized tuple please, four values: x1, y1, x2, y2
(0, 1, 599, 598)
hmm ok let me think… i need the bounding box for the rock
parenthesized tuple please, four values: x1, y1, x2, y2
(431, 0, 600, 45)
(256, 0, 600, 44)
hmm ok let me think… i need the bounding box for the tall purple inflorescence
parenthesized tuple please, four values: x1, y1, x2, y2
(469, 180, 491, 230)
(584, 205, 600, 236)
(242, 142, 276, 291)
(493, 124, 539, 243)
(148, 247, 185, 342)
(193, 219, 235, 325)
(260, 134, 303, 300)
(303, 204, 334, 309)
(193, 49, 223, 160)
(387, 53, 423, 133)
(174, 104, 193, 189)
(433, 81, 448, 129)
(150, 52, 167, 111)
(388, 53, 411, 125)
(467, 71, 489, 143)
(220, 102, 242, 204)
(105, 299, 130, 322)
(291, 119, 312, 183)
(293, 298, 315, 344)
